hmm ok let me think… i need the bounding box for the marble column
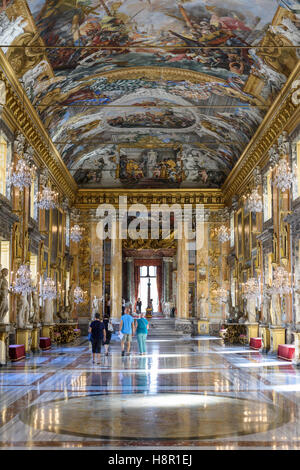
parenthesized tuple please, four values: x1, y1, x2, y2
(163, 257, 173, 303)
(124, 257, 134, 306)
(110, 219, 122, 320)
(176, 231, 189, 319)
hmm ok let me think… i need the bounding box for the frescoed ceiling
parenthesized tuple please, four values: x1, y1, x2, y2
(1, 0, 299, 188)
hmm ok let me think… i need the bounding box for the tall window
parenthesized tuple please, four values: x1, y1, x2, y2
(263, 169, 272, 222)
(30, 176, 38, 220)
(0, 136, 7, 196)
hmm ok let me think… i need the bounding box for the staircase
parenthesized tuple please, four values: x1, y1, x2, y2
(147, 317, 184, 337)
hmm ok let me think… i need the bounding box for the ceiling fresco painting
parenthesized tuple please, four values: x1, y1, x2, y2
(0, 0, 299, 189)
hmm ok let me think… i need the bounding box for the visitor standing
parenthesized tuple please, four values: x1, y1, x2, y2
(134, 312, 149, 355)
(106, 297, 110, 317)
(103, 314, 113, 356)
(122, 298, 125, 315)
(136, 297, 142, 314)
(119, 306, 134, 356)
(88, 313, 106, 364)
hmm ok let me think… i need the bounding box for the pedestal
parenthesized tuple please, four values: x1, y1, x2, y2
(41, 324, 54, 341)
(31, 323, 41, 352)
(16, 328, 32, 354)
(0, 324, 10, 366)
(245, 323, 259, 343)
(259, 325, 270, 352)
(269, 326, 286, 354)
(175, 318, 193, 335)
(197, 319, 209, 335)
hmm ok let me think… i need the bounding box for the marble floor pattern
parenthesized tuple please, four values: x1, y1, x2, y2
(0, 335, 300, 449)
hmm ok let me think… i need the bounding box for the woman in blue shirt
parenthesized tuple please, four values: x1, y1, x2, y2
(134, 312, 149, 355)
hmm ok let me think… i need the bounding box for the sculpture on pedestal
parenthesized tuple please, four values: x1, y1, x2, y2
(92, 295, 99, 318)
(68, 281, 76, 314)
(16, 294, 30, 329)
(162, 301, 170, 317)
(246, 298, 257, 323)
(57, 306, 71, 322)
(0, 268, 9, 323)
(197, 295, 207, 319)
(42, 298, 54, 324)
(31, 289, 40, 323)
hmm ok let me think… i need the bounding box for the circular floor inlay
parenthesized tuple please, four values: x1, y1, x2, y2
(20, 393, 290, 440)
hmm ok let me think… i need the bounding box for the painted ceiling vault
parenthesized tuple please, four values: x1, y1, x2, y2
(1, 0, 299, 188)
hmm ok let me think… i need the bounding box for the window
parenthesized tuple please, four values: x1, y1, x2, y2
(30, 176, 38, 220)
(140, 266, 156, 277)
(65, 213, 70, 248)
(230, 212, 234, 248)
(263, 170, 272, 222)
(292, 141, 300, 199)
(30, 253, 38, 286)
(0, 136, 7, 196)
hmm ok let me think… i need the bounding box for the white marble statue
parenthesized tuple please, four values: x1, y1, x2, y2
(68, 281, 76, 314)
(246, 298, 257, 323)
(163, 302, 170, 318)
(197, 295, 207, 319)
(92, 296, 99, 317)
(42, 298, 54, 324)
(31, 290, 39, 323)
(16, 294, 30, 329)
(0, 268, 9, 323)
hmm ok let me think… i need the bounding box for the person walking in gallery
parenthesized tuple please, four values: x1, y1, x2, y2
(122, 298, 125, 315)
(136, 297, 142, 314)
(119, 306, 135, 356)
(134, 312, 149, 355)
(103, 313, 113, 356)
(88, 313, 106, 364)
(106, 297, 110, 317)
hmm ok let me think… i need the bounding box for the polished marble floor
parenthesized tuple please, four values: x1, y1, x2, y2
(0, 335, 300, 449)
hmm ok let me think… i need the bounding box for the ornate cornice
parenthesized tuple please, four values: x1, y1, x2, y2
(75, 188, 224, 209)
(222, 61, 300, 204)
(0, 50, 77, 202)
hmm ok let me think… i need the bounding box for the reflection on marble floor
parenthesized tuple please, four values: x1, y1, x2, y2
(0, 336, 299, 449)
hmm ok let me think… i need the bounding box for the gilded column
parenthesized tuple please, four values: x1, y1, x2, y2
(110, 218, 122, 320)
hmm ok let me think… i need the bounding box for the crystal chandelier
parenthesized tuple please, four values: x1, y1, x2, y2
(217, 225, 230, 243)
(242, 278, 260, 300)
(10, 265, 33, 295)
(269, 266, 292, 298)
(273, 158, 294, 192)
(70, 224, 83, 243)
(74, 286, 85, 304)
(9, 159, 34, 189)
(40, 278, 57, 300)
(35, 186, 58, 210)
(214, 287, 228, 304)
(247, 188, 263, 213)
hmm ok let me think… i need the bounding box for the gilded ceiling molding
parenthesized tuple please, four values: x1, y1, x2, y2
(222, 61, 300, 204)
(0, 49, 77, 202)
(75, 188, 224, 210)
